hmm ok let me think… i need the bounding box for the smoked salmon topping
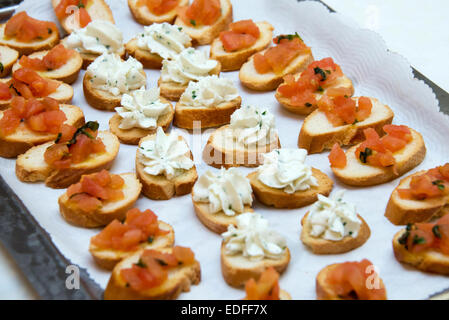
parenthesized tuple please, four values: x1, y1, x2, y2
(54, 0, 92, 28)
(4, 11, 57, 43)
(398, 163, 449, 200)
(277, 57, 348, 107)
(325, 259, 387, 300)
(137, 0, 180, 15)
(244, 267, 281, 300)
(318, 95, 372, 127)
(253, 33, 311, 74)
(219, 19, 260, 52)
(9, 68, 60, 99)
(66, 170, 125, 213)
(398, 214, 449, 255)
(91, 207, 169, 250)
(19, 44, 74, 72)
(177, 0, 221, 27)
(0, 96, 66, 137)
(44, 121, 106, 169)
(354, 125, 412, 169)
(0, 82, 12, 100)
(120, 246, 196, 291)
(329, 143, 347, 169)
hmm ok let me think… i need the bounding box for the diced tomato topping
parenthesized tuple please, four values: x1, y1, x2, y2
(137, 0, 179, 15)
(177, 0, 221, 26)
(0, 82, 12, 100)
(19, 44, 74, 72)
(328, 143, 347, 169)
(55, 0, 91, 27)
(11, 68, 60, 98)
(120, 246, 195, 291)
(244, 267, 281, 300)
(219, 19, 260, 52)
(325, 259, 387, 300)
(317, 96, 372, 127)
(5, 11, 57, 43)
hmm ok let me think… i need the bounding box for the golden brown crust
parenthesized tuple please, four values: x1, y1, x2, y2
(0, 46, 19, 77)
(127, 0, 188, 25)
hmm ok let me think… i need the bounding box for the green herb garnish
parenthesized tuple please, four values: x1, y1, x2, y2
(275, 32, 302, 43)
(156, 259, 167, 266)
(314, 67, 327, 81)
(135, 259, 147, 268)
(147, 236, 154, 243)
(190, 19, 196, 26)
(432, 180, 445, 190)
(432, 225, 442, 239)
(66, 121, 100, 147)
(412, 235, 426, 245)
(305, 102, 312, 107)
(359, 147, 372, 163)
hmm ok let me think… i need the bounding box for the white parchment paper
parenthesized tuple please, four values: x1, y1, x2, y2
(3, 0, 449, 299)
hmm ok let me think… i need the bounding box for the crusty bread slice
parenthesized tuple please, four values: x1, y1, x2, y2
(393, 229, 449, 275)
(158, 61, 221, 101)
(128, 0, 189, 25)
(385, 171, 449, 225)
(52, 0, 115, 34)
(136, 134, 198, 200)
(331, 128, 426, 186)
(247, 168, 333, 209)
(300, 212, 371, 254)
(90, 221, 174, 270)
(174, 0, 233, 45)
(193, 195, 253, 234)
(276, 75, 354, 115)
(316, 263, 386, 300)
(104, 247, 201, 300)
(173, 96, 242, 129)
(12, 50, 83, 84)
(0, 78, 74, 110)
(0, 104, 84, 158)
(109, 98, 174, 145)
(16, 130, 120, 189)
(59, 172, 142, 228)
(299, 98, 394, 154)
(203, 124, 281, 168)
(0, 24, 60, 56)
(221, 242, 290, 288)
(239, 48, 314, 91)
(210, 21, 274, 72)
(0, 45, 19, 77)
(83, 70, 147, 111)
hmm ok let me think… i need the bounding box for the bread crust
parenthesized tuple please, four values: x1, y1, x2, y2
(136, 134, 198, 200)
(248, 168, 333, 209)
(220, 242, 290, 288)
(210, 21, 274, 72)
(109, 98, 174, 145)
(174, 0, 233, 45)
(203, 125, 281, 168)
(300, 212, 371, 254)
(0, 45, 19, 77)
(104, 248, 201, 300)
(0, 104, 84, 158)
(299, 98, 394, 154)
(174, 96, 242, 129)
(89, 221, 174, 270)
(128, 0, 188, 25)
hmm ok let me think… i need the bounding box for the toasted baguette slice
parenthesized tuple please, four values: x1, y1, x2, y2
(109, 99, 174, 145)
(332, 129, 426, 186)
(174, 0, 233, 45)
(203, 125, 281, 168)
(136, 134, 198, 200)
(210, 21, 274, 72)
(104, 247, 201, 300)
(52, 0, 115, 34)
(158, 62, 221, 101)
(193, 195, 253, 234)
(247, 168, 333, 209)
(0, 104, 84, 158)
(128, 0, 188, 25)
(0, 78, 74, 110)
(13, 50, 83, 84)
(0, 45, 19, 77)
(299, 98, 394, 154)
(276, 75, 354, 115)
(385, 171, 449, 225)
(0, 24, 60, 56)
(16, 130, 120, 188)
(83, 70, 147, 111)
(300, 212, 370, 254)
(59, 173, 142, 228)
(316, 263, 386, 300)
(90, 221, 174, 270)
(393, 229, 449, 275)
(221, 242, 290, 288)
(174, 96, 242, 129)
(239, 48, 314, 91)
